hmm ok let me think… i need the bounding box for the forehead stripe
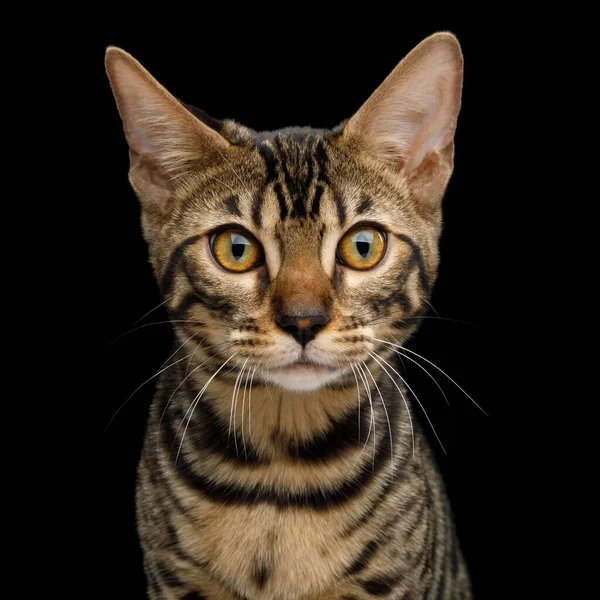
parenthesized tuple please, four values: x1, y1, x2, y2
(225, 195, 241, 216)
(251, 193, 263, 228)
(258, 142, 290, 221)
(258, 136, 332, 222)
(274, 182, 289, 220)
(310, 185, 324, 218)
(356, 196, 373, 214)
(333, 193, 347, 227)
(258, 143, 277, 182)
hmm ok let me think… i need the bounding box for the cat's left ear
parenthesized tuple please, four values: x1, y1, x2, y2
(343, 32, 463, 212)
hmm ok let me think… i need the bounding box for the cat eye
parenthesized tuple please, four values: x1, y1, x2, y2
(336, 226, 386, 270)
(210, 229, 264, 272)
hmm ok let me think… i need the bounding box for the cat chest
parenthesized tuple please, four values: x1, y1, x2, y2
(178, 501, 354, 599)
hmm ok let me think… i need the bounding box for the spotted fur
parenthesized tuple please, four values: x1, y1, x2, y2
(106, 32, 471, 599)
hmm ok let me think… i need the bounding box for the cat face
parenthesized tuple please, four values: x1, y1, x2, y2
(106, 33, 463, 391)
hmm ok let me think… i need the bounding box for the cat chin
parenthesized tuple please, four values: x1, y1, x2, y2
(265, 367, 342, 392)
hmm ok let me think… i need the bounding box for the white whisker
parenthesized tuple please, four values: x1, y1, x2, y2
(230, 357, 250, 457)
(368, 352, 415, 458)
(228, 361, 245, 441)
(349, 363, 361, 441)
(261, 363, 274, 400)
(110, 320, 204, 345)
(423, 298, 440, 318)
(374, 338, 488, 415)
(362, 361, 394, 477)
(185, 336, 205, 375)
(163, 333, 197, 368)
(240, 363, 253, 460)
(355, 362, 376, 472)
(370, 351, 445, 454)
(157, 349, 228, 455)
(247, 362, 261, 449)
(105, 352, 194, 433)
(390, 335, 449, 406)
(132, 296, 172, 326)
(174, 355, 236, 464)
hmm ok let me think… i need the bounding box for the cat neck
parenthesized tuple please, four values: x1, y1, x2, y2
(192, 367, 365, 458)
(158, 347, 403, 464)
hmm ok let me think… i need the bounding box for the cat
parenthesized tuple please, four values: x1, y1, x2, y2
(106, 32, 471, 599)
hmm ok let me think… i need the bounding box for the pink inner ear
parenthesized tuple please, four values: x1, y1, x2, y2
(406, 115, 454, 175)
(344, 34, 463, 178)
(406, 146, 455, 213)
(129, 153, 174, 215)
(107, 49, 231, 180)
(109, 60, 162, 157)
(125, 124, 158, 159)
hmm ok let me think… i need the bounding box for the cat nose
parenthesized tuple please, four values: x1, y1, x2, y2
(274, 313, 330, 346)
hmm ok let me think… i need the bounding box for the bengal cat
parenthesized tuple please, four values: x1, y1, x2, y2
(106, 32, 471, 599)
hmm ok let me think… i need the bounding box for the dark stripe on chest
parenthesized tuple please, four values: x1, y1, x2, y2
(142, 444, 189, 517)
(340, 469, 404, 537)
(161, 413, 393, 510)
(359, 570, 404, 596)
(284, 401, 368, 462)
(253, 563, 270, 590)
(164, 381, 265, 466)
(346, 539, 382, 576)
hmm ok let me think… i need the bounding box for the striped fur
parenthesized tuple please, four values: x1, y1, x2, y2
(107, 33, 471, 599)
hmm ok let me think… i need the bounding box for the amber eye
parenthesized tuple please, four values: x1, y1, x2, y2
(211, 229, 263, 272)
(336, 226, 386, 270)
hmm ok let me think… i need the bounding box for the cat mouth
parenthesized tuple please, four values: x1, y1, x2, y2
(266, 358, 342, 391)
(277, 360, 332, 374)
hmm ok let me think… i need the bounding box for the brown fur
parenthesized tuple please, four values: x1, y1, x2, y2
(106, 32, 471, 599)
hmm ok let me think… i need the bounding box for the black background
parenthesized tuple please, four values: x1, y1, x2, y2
(101, 18, 526, 599)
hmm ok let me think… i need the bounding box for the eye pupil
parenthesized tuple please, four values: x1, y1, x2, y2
(231, 242, 246, 260)
(356, 240, 370, 258)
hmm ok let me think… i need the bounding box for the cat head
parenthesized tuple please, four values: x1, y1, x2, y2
(106, 33, 463, 392)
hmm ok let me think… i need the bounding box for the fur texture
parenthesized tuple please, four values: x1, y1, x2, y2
(106, 32, 471, 599)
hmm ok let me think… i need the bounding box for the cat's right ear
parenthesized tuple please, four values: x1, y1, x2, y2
(105, 48, 230, 216)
